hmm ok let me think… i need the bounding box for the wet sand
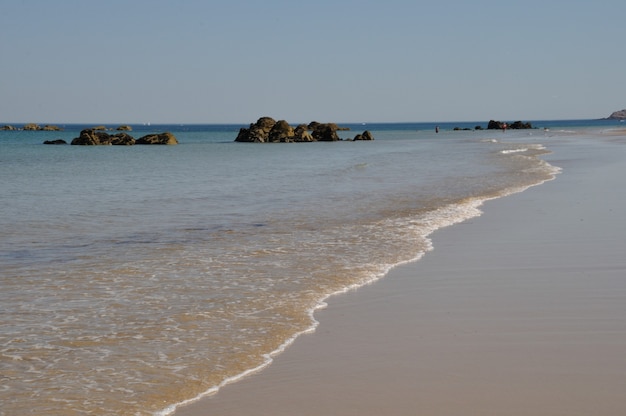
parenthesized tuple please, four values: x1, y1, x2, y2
(175, 132, 626, 416)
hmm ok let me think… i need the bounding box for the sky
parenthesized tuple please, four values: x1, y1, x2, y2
(1, 0, 625, 124)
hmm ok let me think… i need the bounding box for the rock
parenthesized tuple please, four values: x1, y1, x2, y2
(136, 132, 178, 145)
(487, 120, 504, 130)
(268, 120, 295, 143)
(17, 123, 61, 131)
(71, 129, 112, 145)
(92, 125, 107, 131)
(268, 120, 295, 142)
(235, 117, 277, 143)
(235, 117, 276, 143)
(606, 109, 626, 120)
(312, 123, 340, 141)
(110, 132, 136, 145)
(307, 121, 321, 131)
(1, 125, 17, 130)
(353, 130, 374, 140)
(509, 120, 532, 129)
(308, 121, 349, 131)
(71, 129, 174, 145)
(235, 127, 253, 142)
(43, 139, 67, 145)
(236, 118, 356, 143)
(23, 123, 40, 130)
(487, 120, 532, 130)
(254, 116, 277, 131)
(293, 124, 315, 142)
(116, 125, 132, 131)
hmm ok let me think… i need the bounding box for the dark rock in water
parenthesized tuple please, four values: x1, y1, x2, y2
(23, 123, 40, 131)
(307, 121, 320, 131)
(312, 123, 340, 141)
(509, 120, 532, 129)
(71, 129, 113, 145)
(488, 120, 504, 130)
(307, 121, 349, 131)
(353, 130, 374, 140)
(71, 129, 175, 145)
(116, 125, 132, 131)
(235, 117, 277, 143)
(3, 124, 61, 131)
(43, 139, 68, 145)
(487, 120, 533, 130)
(268, 120, 295, 143)
(236, 117, 355, 143)
(136, 132, 178, 145)
(606, 109, 626, 120)
(110, 132, 135, 145)
(293, 124, 315, 142)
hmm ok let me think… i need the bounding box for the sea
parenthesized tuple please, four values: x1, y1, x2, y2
(0, 119, 620, 415)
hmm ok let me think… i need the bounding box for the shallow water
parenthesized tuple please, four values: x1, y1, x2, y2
(0, 120, 608, 415)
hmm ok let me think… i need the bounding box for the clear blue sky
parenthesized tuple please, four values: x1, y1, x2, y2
(1, 0, 624, 124)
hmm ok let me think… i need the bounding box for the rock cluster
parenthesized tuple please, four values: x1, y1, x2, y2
(487, 120, 533, 130)
(70, 129, 178, 145)
(235, 117, 373, 143)
(2, 124, 62, 131)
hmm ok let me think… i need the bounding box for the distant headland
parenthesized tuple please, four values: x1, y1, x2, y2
(1, 123, 133, 132)
(2, 123, 63, 131)
(605, 109, 626, 120)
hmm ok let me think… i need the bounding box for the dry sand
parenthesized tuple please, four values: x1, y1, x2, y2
(175, 132, 626, 416)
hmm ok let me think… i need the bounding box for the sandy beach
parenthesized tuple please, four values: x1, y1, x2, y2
(175, 131, 626, 416)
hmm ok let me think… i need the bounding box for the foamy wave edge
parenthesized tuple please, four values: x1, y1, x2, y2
(156, 158, 561, 416)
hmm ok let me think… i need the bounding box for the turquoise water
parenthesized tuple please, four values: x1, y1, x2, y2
(0, 120, 613, 415)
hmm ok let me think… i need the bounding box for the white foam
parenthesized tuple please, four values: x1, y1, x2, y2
(501, 148, 529, 154)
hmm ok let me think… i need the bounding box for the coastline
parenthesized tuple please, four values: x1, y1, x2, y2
(174, 130, 626, 416)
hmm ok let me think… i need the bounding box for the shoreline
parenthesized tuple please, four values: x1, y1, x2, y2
(174, 131, 626, 415)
